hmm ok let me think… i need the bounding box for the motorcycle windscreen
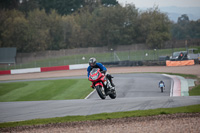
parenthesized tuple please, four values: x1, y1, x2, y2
(90, 68, 99, 75)
(90, 68, 100, 80)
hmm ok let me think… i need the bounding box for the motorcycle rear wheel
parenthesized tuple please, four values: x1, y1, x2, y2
(109, 89, 116, 99)
(161, 87, 163, 93)
(96, 85, 106, 99)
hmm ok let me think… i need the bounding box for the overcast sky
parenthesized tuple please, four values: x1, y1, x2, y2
(117, 0, 200, 7)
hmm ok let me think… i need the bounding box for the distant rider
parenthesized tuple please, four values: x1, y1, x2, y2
(87, 57, 115, 89)
(159, 80, 165, 89)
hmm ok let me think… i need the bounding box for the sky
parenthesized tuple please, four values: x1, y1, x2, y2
(117, 0, 200, 7)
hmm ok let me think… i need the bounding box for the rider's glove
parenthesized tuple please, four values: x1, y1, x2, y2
(101, 70, 106, 74)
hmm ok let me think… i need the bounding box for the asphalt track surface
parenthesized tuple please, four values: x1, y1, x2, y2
(0, 73, 200, 123)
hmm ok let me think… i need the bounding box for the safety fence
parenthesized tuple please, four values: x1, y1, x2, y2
(0, 48, 187, 71)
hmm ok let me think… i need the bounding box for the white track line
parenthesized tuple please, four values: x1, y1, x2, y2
(162, 74, 174, 97)
(84, 90, 96, 99)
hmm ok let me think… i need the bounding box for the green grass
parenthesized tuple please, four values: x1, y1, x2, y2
(190, 46, 200, 53)
(158, 72, 198, 79)
(0, 104, 199, 128)
(189, 80, 200, 96)
(0, 79, 92, 102)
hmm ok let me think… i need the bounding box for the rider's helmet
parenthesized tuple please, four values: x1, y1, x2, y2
(89, 57, 96, 67)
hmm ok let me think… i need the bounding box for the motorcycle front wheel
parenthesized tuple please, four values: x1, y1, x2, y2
(96, 85, 106, 99)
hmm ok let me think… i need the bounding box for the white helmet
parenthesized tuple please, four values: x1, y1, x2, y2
(89, 57, 96, 67)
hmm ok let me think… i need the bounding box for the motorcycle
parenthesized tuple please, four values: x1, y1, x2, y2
(89, 68, 116, 99)
(159, 83, 165, 93)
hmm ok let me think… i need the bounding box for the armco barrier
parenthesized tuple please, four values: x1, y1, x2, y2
(103, 60, 165, 67)
(0, 64, 88, 75)
(142, 60, 166, 66)
(0, 61, 164, 75)
(41, 65, 69, 72)
(11, 67, 41, 74)
(103, 61, 144, 67)
(69, 64, 88, 70)
(0, 59, 195, 75)
(0, 70, 11, 75)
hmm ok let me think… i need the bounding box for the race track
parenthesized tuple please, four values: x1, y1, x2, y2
(87, 73, 171, 99)
(0, 73, 200, 123)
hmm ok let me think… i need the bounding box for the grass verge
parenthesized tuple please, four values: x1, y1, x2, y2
(0, 79, 91, 102)
(158, 72, 198, 79)
(0, 104, 199, 128)
(189, 81, 200, 96)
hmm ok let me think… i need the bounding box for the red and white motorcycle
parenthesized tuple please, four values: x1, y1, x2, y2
(89, 68, 116, 99)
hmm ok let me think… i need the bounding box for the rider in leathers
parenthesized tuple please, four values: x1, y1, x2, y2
(87, 57, 115, 90)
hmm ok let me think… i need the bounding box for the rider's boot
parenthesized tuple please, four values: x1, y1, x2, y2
(107, 74, 115, 87)
(110, 86, 115, 92)
(110, 79, 115, 87)
(109, 80, 115, 92)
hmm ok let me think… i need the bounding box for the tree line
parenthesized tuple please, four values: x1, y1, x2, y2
(0, 0, 199, 52)
(172, 14, 200, 40)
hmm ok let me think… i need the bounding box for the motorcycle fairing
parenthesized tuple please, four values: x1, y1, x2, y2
(89, 68, 102, 81)
(95, 82, 104, 87)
